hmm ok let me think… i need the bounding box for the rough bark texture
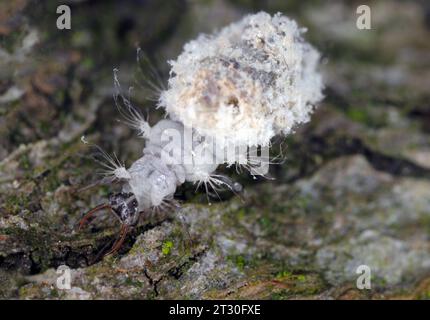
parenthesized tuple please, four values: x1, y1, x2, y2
(1, 0, 430, 299)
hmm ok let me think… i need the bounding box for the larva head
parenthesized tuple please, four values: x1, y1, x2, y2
(159, 12, 323, 148)
(108, 192, 139, 226)
(78, 192, 139, 232)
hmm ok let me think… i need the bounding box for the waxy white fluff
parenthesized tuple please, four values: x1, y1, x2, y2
(105, 12, 323, 210)
(159, 12, 323, 148)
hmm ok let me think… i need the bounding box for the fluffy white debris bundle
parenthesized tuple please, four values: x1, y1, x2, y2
(159, 12, 323, 148)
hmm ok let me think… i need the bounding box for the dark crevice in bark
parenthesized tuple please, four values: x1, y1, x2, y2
(282, 133, 430, 184)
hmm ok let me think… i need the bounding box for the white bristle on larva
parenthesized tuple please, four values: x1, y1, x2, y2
(159, 12, 324, 148)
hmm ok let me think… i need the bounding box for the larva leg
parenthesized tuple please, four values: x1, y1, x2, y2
(213, 174, 244, 194)
(201, 174, 244, 198)
(176, 211, 194, 246)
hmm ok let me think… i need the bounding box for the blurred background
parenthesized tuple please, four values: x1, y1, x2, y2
(0, 0, 430, 299)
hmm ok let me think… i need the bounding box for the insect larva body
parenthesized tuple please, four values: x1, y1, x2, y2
(79, 12, 323, 257)
(121, 119, 221, 211)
